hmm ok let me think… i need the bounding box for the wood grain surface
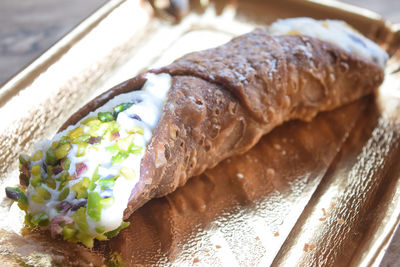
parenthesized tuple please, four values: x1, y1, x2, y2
(0, 0, 398, 266)
(0, 0, 107, 85)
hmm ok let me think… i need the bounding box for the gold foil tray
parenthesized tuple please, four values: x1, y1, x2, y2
(0, 0, 400, 266)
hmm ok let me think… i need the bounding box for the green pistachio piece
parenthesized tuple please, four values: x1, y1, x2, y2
(95, 226, 105, 234)
(46, 177, 57, 190)
(45, 148, 58, 165)
(68, 126, 85, 140)
(98, 112, 114, 122)
(35, 186, 51, 200)
(87, 192, 102, 222)
(113, 102, 133, 116)
(58, 187, 70, 201)
(31, 150, 43, 161)
(72, 135, 91, 144)
(24, 214, 34, 228)
(31, 194, 44, 204)
(81, 116, 98, 125)
(76, 231, 94, 248)
(62, 226, 77, 240)
(116, 136, 134, 152)
(71, 177, 90, 199)
(31, 212, 49, 226)
(99, 178, 115, 190)
(57, 171, 70, 182)
(76, 143, 87, 157)
(31, 165, 41, 176)
(19, 154, 30, 165)
(61, 158, 71, 171)
(96, 234, 108, 241)
(72, 207, 89, 233)
(59, 136, 71, 145)
(5, 187, 28, 210)
(54, 143, 72, 160)
(88, 166, 100, 191)
(127, 126, 144, 135)
(104, 221, 130, 238)
(46, 165, 53, 176)
(30, 175, 43, 187)
(112, 152, 129, 165)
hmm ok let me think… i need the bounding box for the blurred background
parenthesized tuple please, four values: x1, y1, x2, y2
(0, 0, 399, 86)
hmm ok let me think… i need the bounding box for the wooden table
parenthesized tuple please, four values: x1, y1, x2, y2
(0, 0, 399, 266)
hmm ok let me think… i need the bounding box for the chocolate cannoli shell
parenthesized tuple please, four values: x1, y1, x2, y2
(59, 29, 384, 219)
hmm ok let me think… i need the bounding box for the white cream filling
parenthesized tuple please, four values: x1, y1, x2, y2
(25, 73, 171, 237)
(269, 17, 388, 69)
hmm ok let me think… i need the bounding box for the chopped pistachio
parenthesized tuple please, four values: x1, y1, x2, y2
(72, 207, 89, 233)
(127, 126, 144, 135)
(31, 165, 41, 176)
(105, 221, 130, 238)
(61, 158, 71, 171)
(45, 148, 58, 165)
(120, 167, 136, 180)
(31, 150, 43, 161)
(30, 175, 43, 187)
(51, 141, 59, 149)
(58, 180, 68, 192)
(87, 192, 102, 222)
(46, 177, 57, 189)
(88, 166, 100, 191)
(76, 231, 94, 248)
(77, 143, 87, 157)
(96, 234, 108, 241)
(62, 226, 77, 240)
(31, 213, 49, 226)
(19, 154, 29, 165)
(35, 186, 51, 200)
(99, 177, 115, 190)
(72, 177, 90, 199)
(68, 126, 85, 141)
(87, 119, 109, 137)
(81, 116, 97, 125)
(116, 136, 134, 152)
(72, 135, 91, 144)
(59, 136, 71, 145)
(32, 194, 44, 204)
(113, 102, 133, 116)
(5, 187, 28, 210)
(58, 187, 70, 201)
(57, 171, 69, 182)
(95, 226, 105, 234)
(98, 112, 114, 122)
(112, 152, 129, 164)
(54, 143, 72, 160)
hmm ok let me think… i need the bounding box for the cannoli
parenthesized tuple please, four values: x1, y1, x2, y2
(6, 18, 387, 247)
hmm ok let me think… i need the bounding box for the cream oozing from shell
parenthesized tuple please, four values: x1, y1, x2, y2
(24, 73, 171, 241)
(269, 17, 388, 69)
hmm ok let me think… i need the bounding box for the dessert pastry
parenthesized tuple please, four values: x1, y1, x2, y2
(6, 18, 387, 247)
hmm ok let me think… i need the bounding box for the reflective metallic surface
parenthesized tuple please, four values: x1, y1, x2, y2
(0, 0, 399, 266)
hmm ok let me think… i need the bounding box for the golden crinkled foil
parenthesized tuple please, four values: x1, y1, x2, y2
(0, 0, 400, 266)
